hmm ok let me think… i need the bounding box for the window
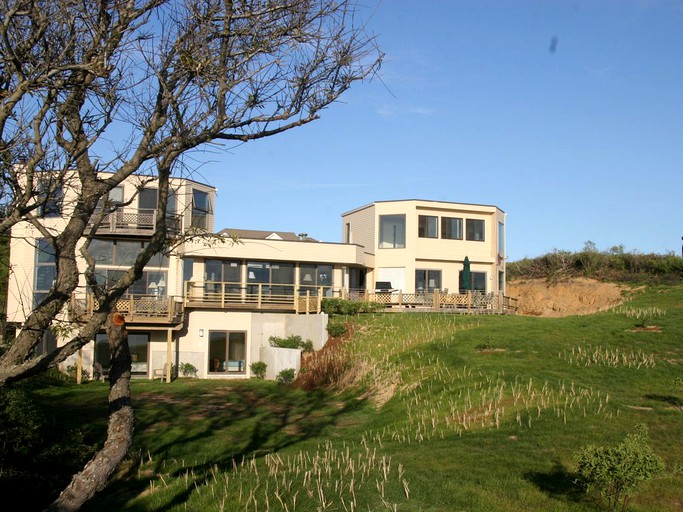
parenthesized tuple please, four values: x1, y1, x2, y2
(37, 178, 62, 217)
(87, 239, 168, 268)
(379, 215, 406, 248)
(345, 222, 351, 243)
(34, 239, 56, 306)
(418, 215, 438, 238)
(95, 332, 149, 374)
(191, 189, 211, 229)
(208, 331, 246, 374)
(498, 221, 505, 258)
(466, 219, 485, 241)
(415, 269, 442, 292)
(247, 261, 294, 295)
(140, 187, 177, 217)
(96, 269, 167, 296)
(205, 259, 241, 294)
(299, 264, 333, 296)
(459, 271, 487, 293)
(441, 217, 463, 240)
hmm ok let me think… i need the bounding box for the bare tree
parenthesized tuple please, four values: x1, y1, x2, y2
(0, 0, 381, 509)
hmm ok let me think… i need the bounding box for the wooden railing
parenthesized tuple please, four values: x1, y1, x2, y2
(70, 294, 184, 323)
(184, 281, 328, 314)
(345, 289, 518, 314)
(87, 208, 181, 235)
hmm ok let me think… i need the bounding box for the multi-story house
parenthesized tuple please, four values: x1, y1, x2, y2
(342, 199, 507, 296)
(5, 175, 507, 381)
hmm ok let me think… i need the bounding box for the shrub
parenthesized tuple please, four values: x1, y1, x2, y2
(326, 322, 346, 338)
(178, 362, 198, 378)
(321, 298, 383, 315)
(269, 335, 314, 352)
(65, 364, 90, 382)
(276, 368, 296, 384)
(575, 423, 665, 512)
(250, 361, 267, 379)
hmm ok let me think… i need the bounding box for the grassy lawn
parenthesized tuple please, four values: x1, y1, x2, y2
(33, 284, 683, 511)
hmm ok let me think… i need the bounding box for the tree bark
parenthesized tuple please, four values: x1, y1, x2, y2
(45, 313, 134, 512)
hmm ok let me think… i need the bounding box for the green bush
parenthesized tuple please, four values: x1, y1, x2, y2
(276, 368, 296, 384)
(269, 335, 314, 352)
(65, 364, 90, 382)
(575, 423, 665, 512)
(250, 361, 267, 379)
(178, 362, 198, 378)
(321, 298, 383, 315)
(326, 322, 347, 338)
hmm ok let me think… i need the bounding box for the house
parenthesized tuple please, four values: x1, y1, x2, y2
(5, 175, 507, 381)
(342, 199, 507, 296)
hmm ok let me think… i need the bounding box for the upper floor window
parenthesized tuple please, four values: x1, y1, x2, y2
(191, 189, 211, 229)
(34, 239, 56, 306)
(466, 219, 485, 241)
(418, 215, 438, 238)
(88, 239, 168, 268)
(498, 221, 505, 257)
(345, 222, 351, 243)
(37, 178, 62, 217)
(441, 217, 463, 240)
(379, 214, 405, 249)
(139, 187, 177, 215)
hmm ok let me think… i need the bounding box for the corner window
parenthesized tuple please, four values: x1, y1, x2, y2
(34, 239, 56, 306)
(191, 189, 211, 230)
(37, 178, 62, 217)
(441, 217, 463, 240)
(209, 331, 246, 374)
(466, 219, 485, 241)
(498, 221, 505, 258)
(418, 215, 438, 238)
(379, 215, 406, 249)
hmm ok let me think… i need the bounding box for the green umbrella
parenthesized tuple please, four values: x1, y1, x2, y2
(461, 256, 472, 292)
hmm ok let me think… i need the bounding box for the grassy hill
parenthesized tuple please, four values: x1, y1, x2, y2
(17, 282, 682, 511)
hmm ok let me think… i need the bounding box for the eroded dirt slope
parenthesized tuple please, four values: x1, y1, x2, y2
(507, 277, 635, 317)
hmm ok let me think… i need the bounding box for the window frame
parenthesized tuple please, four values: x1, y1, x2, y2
(418, 215, 438, 239)
(378, 214, 406, 249)
(415, 269, 442, 292)
(466, 219, 485, 242)
(208, 330, 247, 374)
(441, 216, 463, 240)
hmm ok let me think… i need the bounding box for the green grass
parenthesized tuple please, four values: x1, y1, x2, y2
(31, 284, 683, 511)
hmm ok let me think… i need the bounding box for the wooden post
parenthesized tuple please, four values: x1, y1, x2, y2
(165, 329, 172, 383)
(76, 348, 83, 384)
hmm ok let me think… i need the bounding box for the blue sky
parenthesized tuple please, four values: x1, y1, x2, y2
(196, 0, 683, 262)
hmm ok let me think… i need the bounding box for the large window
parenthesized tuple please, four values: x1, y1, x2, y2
(466, 219, 485, 241)
(208, 331, 246, 374)
(95, 332, 149, 375)
(88, 239, 168, 268)
(34, 239, 56, 306)
(415, 269, 442, 292)
(441, 217, 463, 240)
(191, 189, 211, 229)
(299, 264, 333, 296)
(205, 259, 241, 294)
(459, 271, 487, 293)
(379, 215, 406, 249)
(418, 215, 438, 238)
(247, 261, 294, 295)
(96, 269, 168, 296)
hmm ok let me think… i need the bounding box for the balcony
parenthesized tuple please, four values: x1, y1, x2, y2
(184, 281, 326, 314)
(69, 294, 185, 325)
(88, 208, 182, 236)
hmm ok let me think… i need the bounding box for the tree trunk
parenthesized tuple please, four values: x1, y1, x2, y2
(45, 313, 134, 512)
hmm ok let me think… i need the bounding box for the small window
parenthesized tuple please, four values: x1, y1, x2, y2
(498, 221, 505, 258)
(37, 178, 62, 217)
(466, 219, 485, 241)
(418, 215, 438, 238)
(441, 217, 463, 240)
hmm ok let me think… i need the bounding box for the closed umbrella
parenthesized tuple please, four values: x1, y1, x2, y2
(461, 256, 472, 292)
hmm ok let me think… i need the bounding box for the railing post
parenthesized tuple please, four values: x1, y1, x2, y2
(467, 291, 472, 310)
(257, 283, 262, 308)
(221, 282, 225, 308)
(433, 290, 440, 310)
(129, 296, 135, 318)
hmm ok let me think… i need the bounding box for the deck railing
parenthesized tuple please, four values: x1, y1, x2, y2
(184, 281, 328, 314)
(69, 294, 184, 323)
(87, 208, 182, 235)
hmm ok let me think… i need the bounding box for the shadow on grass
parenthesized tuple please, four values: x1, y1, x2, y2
(524, 460, 585, 503)
(644, 394, 683, 409)
(81, 380, 367, 511)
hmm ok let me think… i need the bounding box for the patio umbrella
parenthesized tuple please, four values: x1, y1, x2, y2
(461, 256, 472, 292)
